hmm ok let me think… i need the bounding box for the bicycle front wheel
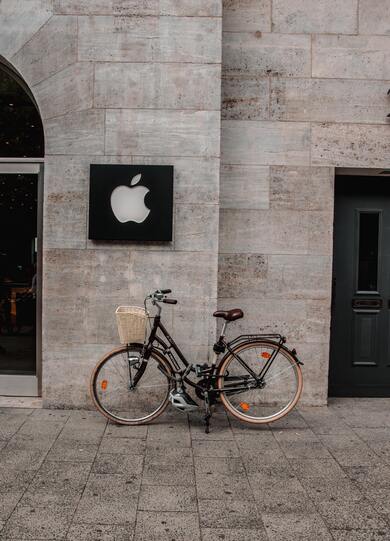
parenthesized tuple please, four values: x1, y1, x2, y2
(217, 340, 303, 424)
(90, 344, 174, 425)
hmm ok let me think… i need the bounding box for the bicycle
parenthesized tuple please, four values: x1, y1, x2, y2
(90, 289, 304, 433)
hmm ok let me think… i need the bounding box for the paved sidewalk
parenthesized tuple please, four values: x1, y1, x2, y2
(0, 399, 390, 540)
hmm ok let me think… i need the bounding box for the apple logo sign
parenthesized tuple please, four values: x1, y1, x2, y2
(110, 174, 150, 224)
(89, 164, 173, 241)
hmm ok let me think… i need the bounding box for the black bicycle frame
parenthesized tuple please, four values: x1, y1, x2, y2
(141, 314, 287, 396)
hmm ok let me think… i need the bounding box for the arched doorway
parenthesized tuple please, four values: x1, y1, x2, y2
(0, 58, 44, 396)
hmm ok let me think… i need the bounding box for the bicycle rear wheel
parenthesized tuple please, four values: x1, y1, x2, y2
(90, 344, 174, 425)
(217, 340, 303, 424)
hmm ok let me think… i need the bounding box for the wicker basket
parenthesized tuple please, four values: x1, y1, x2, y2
(115, 306, 147, 344)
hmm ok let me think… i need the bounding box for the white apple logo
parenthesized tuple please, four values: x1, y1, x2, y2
(110, 174, 150, 224)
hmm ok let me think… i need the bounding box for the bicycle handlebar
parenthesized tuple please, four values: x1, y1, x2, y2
(146, 289, 176, 304)
(162, 298, 177, 304)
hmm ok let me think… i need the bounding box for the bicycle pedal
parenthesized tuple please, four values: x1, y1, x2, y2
(169, 389, 199, 413)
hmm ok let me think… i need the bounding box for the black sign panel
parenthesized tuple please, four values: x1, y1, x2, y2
(88, 164, 173, 241)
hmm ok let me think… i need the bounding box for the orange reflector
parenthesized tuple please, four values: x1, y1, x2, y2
(261, 352, 271, 359)
(239, 402, 250, 411)
(101, 380, 108, 390)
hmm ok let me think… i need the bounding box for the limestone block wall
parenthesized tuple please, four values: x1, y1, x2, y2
(0, 0, 222, 407)
(219, 0, 390, 404)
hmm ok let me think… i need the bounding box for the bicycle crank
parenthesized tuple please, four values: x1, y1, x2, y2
(195, 378, 218, 405)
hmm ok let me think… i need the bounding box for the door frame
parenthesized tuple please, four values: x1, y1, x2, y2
(0, 159, 44, 396)
(329, 168, 390, 397)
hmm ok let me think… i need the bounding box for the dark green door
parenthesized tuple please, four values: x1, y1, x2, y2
(330, 176, 390, 397)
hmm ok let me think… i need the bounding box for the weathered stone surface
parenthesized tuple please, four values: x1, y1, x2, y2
(1, 504, 75, 539)
(158, 16, 221, 63)
(94, 62, 221, 110)
(54, 0, 115, 14)
(128, 251, 217, 302)
(219, 297, 330, 350)
(222, 72, 269, 120)
(220, 207, 333, 256)
(199, 499, 263, 529)
(42, 344, 113, 408)
(45, 109, 105, 155)
(219, 209, 308, 254)
(218, 253, 268, 298)
(161, 0, 222, 16)
(79, 16, 221, 63)
(222, 120, 310, 166)
(85, 298, 130, 345)
(43, 249, 89, 301)
(311, 123, 390, 168)
(11, 16, 77, 86)
(218, 253, 331, 300)
(20, 461, 90, 507)
(33, 62, 94, 120)
(223, 32, 311, 77)
(263, 512, 332, 540)
(6, 401, 390, 536)
(202, 529, 268, 541)
(131, 157, 220, 205)
(223, 0, 271, 32)
(44, 191, 87, 249)
(0, 0, 52, 58)
(307, 211, 333, 256)
(43, 248, 131, 313)
(74, 475, 138, 524)
(172, 300, 216, 357)
(43, 155, 90, 194)
(269, 166, 334, 211)
(312, 35, 390, 80)
(139, 485, 197, 512)
(271, 78, 389, 124)
(135, 511, 201, 541)
(55, 0, 221, 16)
(106, 110, 220, 157)
(174, 204, 219, 252)
(67, 523, 134, 541)
(78, 15, 157, 62)
(272, 0, 358, 34)
(220, 164, 269, 209)
(359, 0, 390, 35)
(267, 255, 332, 300)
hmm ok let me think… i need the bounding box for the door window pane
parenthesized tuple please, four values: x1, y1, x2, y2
(0, 174, 37, 374)
(358, 212, 379, 292)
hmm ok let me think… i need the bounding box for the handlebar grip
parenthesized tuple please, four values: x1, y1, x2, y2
(160, 289, 172, 294)
(162, 298, 177, 304)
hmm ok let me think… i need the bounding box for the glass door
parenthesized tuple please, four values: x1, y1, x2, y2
(0, 162, 41, 395)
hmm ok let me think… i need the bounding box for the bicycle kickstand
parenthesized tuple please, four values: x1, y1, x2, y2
(204, 393, 212, 434)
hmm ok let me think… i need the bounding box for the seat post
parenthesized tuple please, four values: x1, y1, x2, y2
(211, 321, 228, 367)
(219, 321, 228, 341)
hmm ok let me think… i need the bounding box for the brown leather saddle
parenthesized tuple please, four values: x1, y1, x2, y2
(213, 308, 244, 322)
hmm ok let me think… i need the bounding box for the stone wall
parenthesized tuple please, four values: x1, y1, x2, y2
(1, 0, 389, 407)
(0, 0, 222, 407)
(219, 0, 390, 404)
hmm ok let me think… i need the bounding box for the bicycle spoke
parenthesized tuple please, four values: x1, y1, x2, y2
(219, 341, 302, 423)
(92, 346, 172, 424)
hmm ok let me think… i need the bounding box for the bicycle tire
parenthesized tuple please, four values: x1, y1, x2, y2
(217, 340, 303, 424)
(90, 343, 174, 425)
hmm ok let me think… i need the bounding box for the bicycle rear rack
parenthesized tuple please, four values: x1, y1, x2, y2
(227, 333, 285, 349)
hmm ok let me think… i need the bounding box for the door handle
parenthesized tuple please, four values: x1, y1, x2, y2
(352, 298, 382, 309)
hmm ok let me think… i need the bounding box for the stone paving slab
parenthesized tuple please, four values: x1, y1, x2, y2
(0, 399, 390, 540)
